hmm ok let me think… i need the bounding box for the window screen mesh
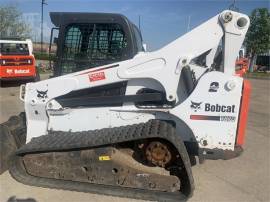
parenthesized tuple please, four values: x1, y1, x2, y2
(60, 23, 127, 74)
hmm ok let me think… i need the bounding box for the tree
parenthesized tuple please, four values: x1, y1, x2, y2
(0, 5, 31, 38)
(245, 8, 270, 72)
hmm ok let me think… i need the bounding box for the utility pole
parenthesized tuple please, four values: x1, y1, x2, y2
(138, 15, 141, 31)
(41, 0, 47, 53)
(229, 0, 239, 12)
(187, 15, 191, 32)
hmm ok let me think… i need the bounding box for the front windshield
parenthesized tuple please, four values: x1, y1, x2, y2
(0, 43, 29, 55)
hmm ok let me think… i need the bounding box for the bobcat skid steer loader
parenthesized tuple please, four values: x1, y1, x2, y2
(0, 10, 251, 201)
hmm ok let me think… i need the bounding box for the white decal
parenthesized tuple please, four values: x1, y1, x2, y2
(14, 69, 30, 74)
(6, 69, 13, 74)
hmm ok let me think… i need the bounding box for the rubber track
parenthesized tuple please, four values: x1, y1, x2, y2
(0, 113, 26, 174)
(10, 120, 194, 202)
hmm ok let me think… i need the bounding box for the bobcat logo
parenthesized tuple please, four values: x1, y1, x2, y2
(37, 90, 48, 99)
(190, 101, 203, 112)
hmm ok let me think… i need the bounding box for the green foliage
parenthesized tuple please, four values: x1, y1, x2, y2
(245, 8, 270, 55)
(0, 5, 31, 38)
(34, 52, 51, 60)
(245, 72, 270, 79)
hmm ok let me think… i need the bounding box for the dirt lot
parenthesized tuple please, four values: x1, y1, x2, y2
(0, 77, 269, 202)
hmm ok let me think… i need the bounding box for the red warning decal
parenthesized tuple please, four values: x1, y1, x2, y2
(89, 72, 106, 82)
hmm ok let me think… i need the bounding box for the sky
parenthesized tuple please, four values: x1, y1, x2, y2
(0, 0, 269, 51)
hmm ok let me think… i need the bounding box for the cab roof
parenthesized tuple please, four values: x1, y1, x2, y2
(0, 39, 32, 44)
(50, 12, 136, 28)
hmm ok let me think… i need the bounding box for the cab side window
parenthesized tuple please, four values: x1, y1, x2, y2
(61, 23, 127, 74)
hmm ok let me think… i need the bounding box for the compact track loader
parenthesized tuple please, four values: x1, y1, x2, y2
(0, 38, 39, 82)
(0, 10, 251, 201)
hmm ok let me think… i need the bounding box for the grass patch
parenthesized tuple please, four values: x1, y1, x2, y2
(37, 67, 52, 74)
(34, 52, 56, 60)
(245, 72, 270, 79)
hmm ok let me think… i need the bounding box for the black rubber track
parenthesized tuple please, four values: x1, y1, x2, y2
(0, 113, 26, 174)
(10, 120, 194, 202)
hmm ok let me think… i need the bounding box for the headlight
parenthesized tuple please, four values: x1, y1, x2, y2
(20, 84, 26, 101)
(0, 59, 6, 65)
(27, 59, 33, 65)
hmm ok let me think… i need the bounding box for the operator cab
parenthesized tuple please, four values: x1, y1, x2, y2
(50, 12, 144, 77)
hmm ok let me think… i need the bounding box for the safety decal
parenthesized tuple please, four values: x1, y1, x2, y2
(75, 64, 119, 76)
(99, 156, 111, 161)
(89, 72, 106, 82)
(190, 115, 236, 122)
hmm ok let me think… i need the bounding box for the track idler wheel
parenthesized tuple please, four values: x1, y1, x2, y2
(0, 113, 26, 174)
